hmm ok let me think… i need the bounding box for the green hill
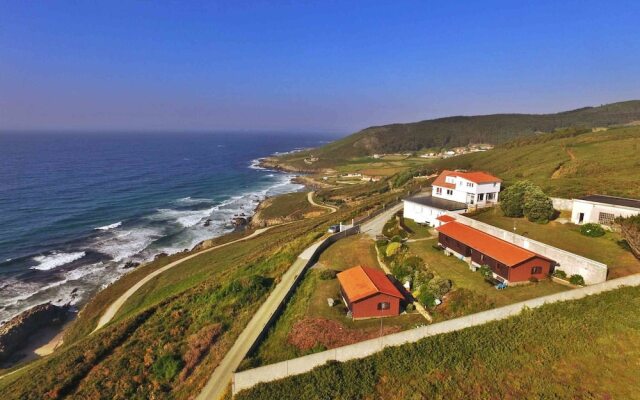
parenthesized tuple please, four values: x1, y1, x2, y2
(432, 125, 640, 198)
(276, 100, 640, 169)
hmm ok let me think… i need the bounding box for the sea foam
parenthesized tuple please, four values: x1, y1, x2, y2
(31, 251, 86, 271)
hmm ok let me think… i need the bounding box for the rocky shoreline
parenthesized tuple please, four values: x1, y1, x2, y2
(0, 302, 72, 366)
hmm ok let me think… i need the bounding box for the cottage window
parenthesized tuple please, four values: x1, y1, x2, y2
(478, 193, 484, 201)
(487, 192, 495, 201)
(436, 187, 442, 195)
(598, 212, 615, 226)
(377, 302, 390, 310)
(531, 266, 542, 274)
(446, 189, 453, 196)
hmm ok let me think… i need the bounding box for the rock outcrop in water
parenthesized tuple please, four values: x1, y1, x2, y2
(0, 302, 70, 362)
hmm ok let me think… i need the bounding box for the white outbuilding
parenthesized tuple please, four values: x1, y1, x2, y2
(571, 195, 640, 226)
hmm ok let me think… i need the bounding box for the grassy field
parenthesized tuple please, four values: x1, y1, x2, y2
(472, 207, 640, 278)
(435, 126, 640, 198)
(237, 285, 640, 400)
(247, 235, 425, 367)
(253, 191, 325, 225)
(409, 238, 568, 310)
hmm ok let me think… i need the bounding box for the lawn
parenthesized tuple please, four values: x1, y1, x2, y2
(408, 238, 568, 309)
(472, 207, 640, 279)
(237, 285, 640, 400)
(403, 218, 435, 239)
(247, 234, 425, 367)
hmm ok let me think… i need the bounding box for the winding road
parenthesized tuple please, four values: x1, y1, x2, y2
(92, 227, 272, 333)
(307, 191, 337, 214)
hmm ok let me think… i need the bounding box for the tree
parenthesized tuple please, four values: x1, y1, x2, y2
(522, 188, 555, 223)
(500, 180, 555, 223)
(616, 215, 640, 259)
(500, 181, 536, 217)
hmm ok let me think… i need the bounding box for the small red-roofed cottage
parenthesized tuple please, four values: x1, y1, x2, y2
(436, 221, 554, 283)
(337, 266, 405, 319)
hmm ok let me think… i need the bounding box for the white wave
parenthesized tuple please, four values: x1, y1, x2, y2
(175, 197, 214, 205)
(151, 207, 214, 228)
(64, 262, 106, 281)
(31, 251, 86, 271)
(93, 227, 162, 262)
(248, 158, 266, 170)
(95, 221, 122, 231)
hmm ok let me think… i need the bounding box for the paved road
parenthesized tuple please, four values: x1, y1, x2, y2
(307, 191, 337, 214)
(196, 203, 398, 400)
(360, 203, 403, 238)
(92, 227, 272, 333)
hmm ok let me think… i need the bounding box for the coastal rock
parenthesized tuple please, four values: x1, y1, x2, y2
(0, 303, 70, 363)
(232, 217, 247, 226)
(203, 218, 212, 227)
(123, 261, 140, 269)
(153, 252, 169, 261)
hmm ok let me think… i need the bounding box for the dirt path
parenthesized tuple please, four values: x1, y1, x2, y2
(307, 191, 337, 214)
(92, 227, 272, 333)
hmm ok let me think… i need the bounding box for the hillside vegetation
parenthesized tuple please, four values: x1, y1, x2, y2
(433, 125, 640, 198)
(276, 100, 640, 169)
(237, 285, 640, 400)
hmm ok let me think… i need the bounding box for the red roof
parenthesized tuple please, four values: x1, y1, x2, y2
(436, 215, 456, 223)
(432, 170, 501, 189)
(436, 222, 539, 267)
(337, 266, 404, 302)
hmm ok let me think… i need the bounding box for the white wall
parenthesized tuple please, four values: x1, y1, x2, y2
(571, 200, 639, 225)
(432, 178, 500, 206)
(551, 197, 573, 211)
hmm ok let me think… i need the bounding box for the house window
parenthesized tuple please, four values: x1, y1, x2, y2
(446, 189, 453, 196)
(377, 302, 390, 310)
(531, 266, 542, 274)
(486, 193, 495, 201)
(478, 193, 484, 201)
(436, 187, 442, 195)
(467, 182, 474, 187)
(598, 212, 615, 226)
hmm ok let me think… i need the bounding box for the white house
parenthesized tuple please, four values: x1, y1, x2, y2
(403, 170, 501, 226)
(571, 195, 640, 226)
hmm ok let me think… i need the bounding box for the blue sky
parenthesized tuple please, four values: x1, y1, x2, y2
(1, 1, 639, 133)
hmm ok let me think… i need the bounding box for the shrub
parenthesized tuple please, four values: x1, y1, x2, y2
(552, 269, 567, 279)
(319, 269, 338, 280)
(386, 242, 402, 257)
(580, 223, 605, 237)
(569, 274, 585, 286)
(417, 288, 436, 307)
(152, 355, 183, 383)
(390, 235, 404, 243)
(405, 303, 415, 312)
(478, 264, 492, 278)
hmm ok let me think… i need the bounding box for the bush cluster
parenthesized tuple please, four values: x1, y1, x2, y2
(579, 223, 605, 237)
(569, 274, 585, 286)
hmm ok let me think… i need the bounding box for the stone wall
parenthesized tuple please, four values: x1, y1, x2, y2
(233, 274, 640, 395)
(448, 213, 607, 284)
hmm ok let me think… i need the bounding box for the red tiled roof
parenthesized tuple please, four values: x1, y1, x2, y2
(337, 266, 404, 302)
(436, 215, 456, 223)
(436, 222, 537, 267)
(432, 170, 501, 189)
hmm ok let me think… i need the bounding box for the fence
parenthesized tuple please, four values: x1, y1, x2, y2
(232, 273, 640, 395)
(447, 213, 607, 284)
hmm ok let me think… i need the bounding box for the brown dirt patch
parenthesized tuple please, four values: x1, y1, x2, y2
(287, 317, 401, 350)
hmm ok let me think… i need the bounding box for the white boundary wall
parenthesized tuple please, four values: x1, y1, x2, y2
(551, 197, 573, 211)
(447, 213, 607, 285)
(233, 274, 640, 395)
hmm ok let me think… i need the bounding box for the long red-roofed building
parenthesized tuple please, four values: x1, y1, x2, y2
(337, 265, 405, 319)
(436, 221, 554, 283)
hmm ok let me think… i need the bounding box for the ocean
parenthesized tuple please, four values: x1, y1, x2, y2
(0, 132, 335, 323)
